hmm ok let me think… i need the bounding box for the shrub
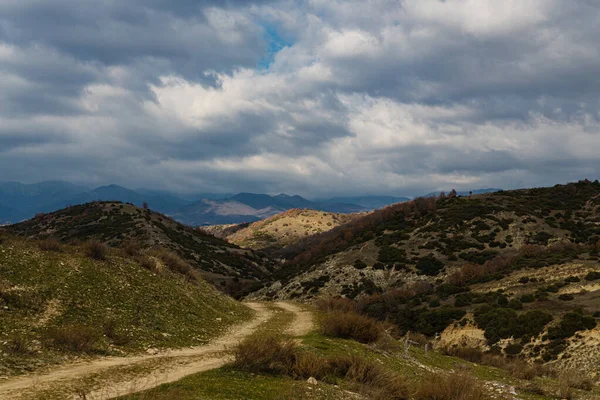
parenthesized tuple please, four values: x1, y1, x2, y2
(415, 372, 491, 400)
(428, 298, 441, 308)
(504, 343, 523, 356)
(121, 240, 142, 256)
(38, 238, 63, 252)
(134, 255, 157, 271)
(560, 370, 594, 392)
(558, 294, 575, 301)
(520, 293, 535, 303)
(84, 240, 107, 260)
(149, 248, 196, 281)
(43, 324, 101, 353)
(316, 297, 358, 313)
(548, 310, 597, 340)
(507, 299, 523, 310)
(442, 346, 484, 363)
(416, 254, 445, 276)
(232, 334, 297, 375)
(3, 334, 33, 356)
(232, 335, 409, 400)
(584, 271, 600, 281)
(354, 259, 368, 269)
(320, 311, 382, 343)
(505, 360, 545, 380)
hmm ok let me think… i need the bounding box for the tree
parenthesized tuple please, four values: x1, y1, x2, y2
(142, 202, 149, 210)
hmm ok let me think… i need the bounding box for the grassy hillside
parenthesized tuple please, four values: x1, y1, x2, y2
(120, 304, 599, 400)
(0, 232, 253, 377)
(251, 180, 600, 377)
(6, 201, 277, 295)
(202, 209, 362, 250)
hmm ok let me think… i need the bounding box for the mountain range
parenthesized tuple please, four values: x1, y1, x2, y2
(0, 181, 502, 226)
(0, 182, 370, 226)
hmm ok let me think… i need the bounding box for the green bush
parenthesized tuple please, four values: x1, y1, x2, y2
(547, 311, 596, 340)
(416, 254, 445, 276)
(584, 271, 600, 281)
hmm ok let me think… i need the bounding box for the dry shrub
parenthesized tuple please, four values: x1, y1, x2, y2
(102, 319, 130, 346)
(232, 334, 409, 400)
(290, 351, 329, 379)
(560, 370, 594, 392)
(4, 333, 32, 356)
(504, 359, 542, 380)
(518, 382, 547, 396)
(557, 376, 574, 400)
(316, 297, 358, 313)
(448, 264, 485, 286)
(121, 240, 142, 257)
(443, 346, 485, 364)
(44, 324, 101, 353)
(149, 248, 196, 281)
(416, 372, 492, 400)
(134, 254, 157, 272)
(38, 238, 63, 252)
(232, 334, 298, 375)
(480, 353, 507, 369)
(320, 311, 382, 343)
(84, 240, 107, 260)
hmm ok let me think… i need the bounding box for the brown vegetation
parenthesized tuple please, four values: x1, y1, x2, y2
(148, 248, 196, 281)
(43, 324, 101, 353)
(84, 240, 107, 260)
(415, 372, 491, 400)
(37, 238, 63, 252)
(319, 311, 383, 343)
(231, 333, 410, 400)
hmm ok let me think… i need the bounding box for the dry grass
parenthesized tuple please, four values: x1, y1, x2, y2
(320, 311, 383, 343)
(3, 333, 33, 356)
(316, 297, 358, 313)
(231, 333, 409, 400)
(415, 372, 492, 400)
(560, 370, 594, 392)
(43, 324, 101, 353)
(84, 240, 108, 260)
(232, 334, 298, 375)
(148, 248, 196, 281)
(442, 346, 555, 381)
(38, 238, 63, 252)
(121, 240, 142, 257)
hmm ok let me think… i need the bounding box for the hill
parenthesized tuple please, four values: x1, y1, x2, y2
(325, 195, 410, 210)
(0, 232, 253, 377)
(250, 180, 600, 375)
(6, 202, 277, 295)
(201, 209, 363, 250)
(174, 194, 367, 226)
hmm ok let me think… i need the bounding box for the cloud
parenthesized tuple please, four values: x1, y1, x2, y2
(0, 0, 599, 197)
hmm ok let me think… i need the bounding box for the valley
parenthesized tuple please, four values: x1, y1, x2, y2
(1, 180, 600, 399)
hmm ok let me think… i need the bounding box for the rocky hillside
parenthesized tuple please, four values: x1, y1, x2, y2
(250, 180, 600, 377)
(201, 209, 363, 250)
(0, 232, 253, 377)
(6, 202, 277, 295)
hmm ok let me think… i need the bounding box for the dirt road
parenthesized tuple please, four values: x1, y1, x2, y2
(0, 302, 312, 400)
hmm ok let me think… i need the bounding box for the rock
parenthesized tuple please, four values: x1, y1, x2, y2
(307, 377, 318, 385)
(146, 348, 159, 355)
(215, 317, 222, 322)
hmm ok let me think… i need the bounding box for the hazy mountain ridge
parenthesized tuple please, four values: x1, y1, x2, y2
(0, 182, 367, 225)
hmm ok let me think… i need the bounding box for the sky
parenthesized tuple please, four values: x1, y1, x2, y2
(1, 0, 599, 197)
